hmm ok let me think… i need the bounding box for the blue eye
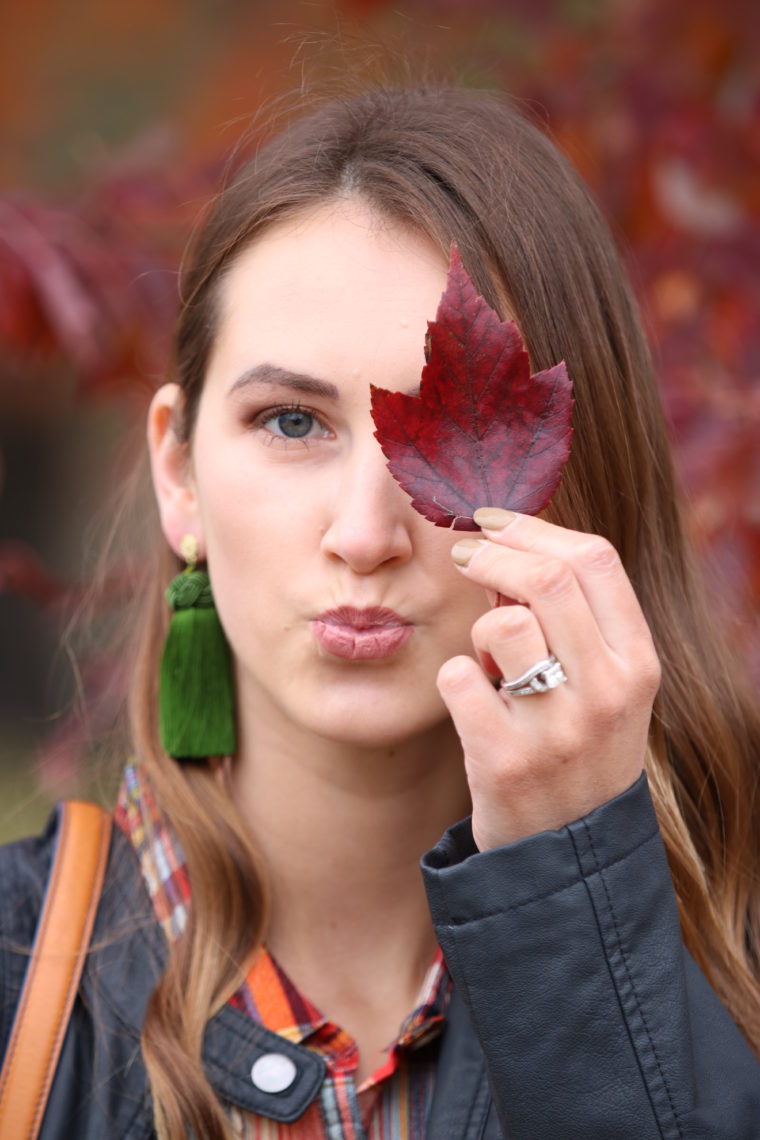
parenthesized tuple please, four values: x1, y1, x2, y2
(257, 404, 329, 442)
(272, 409, 314, 437)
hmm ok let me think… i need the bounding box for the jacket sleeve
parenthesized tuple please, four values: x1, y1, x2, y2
(421, 773, 760, 1139)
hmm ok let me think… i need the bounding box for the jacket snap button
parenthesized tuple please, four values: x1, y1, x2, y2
(251, 1052, 297, 1094)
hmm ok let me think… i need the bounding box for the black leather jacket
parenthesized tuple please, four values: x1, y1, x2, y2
(1, 774, 759, 1138)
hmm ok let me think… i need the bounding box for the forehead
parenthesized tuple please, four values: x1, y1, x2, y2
(206, 200, 449, 391)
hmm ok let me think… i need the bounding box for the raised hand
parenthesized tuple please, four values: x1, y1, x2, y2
(438, 508, 661, 851)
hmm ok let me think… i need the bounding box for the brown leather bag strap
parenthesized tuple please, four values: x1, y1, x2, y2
(0, 800, 112, 1139)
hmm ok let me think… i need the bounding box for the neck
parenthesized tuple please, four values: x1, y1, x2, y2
(229, 701, 469, 1023)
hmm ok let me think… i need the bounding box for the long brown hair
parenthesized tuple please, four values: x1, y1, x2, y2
(130, 85, 760, 1136)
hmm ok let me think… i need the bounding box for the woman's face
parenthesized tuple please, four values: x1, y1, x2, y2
(174, 200, 489, 748)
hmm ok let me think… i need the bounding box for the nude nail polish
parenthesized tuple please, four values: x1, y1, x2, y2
(472, 507, 516, 530)
(451, 539, 487, 566)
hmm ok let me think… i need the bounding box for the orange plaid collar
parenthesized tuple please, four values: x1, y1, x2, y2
(230, 943, 449, 1086)
(116, 762, 451, 1088)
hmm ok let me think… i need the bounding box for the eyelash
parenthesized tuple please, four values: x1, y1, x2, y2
(249, 402, 331, 446)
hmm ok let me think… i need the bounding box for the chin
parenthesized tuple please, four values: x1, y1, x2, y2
(239, 655, 454, 750)
(321, 722, 429, 751)
(298, 694, 450, 751)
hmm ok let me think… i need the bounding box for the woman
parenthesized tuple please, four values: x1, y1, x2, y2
(2, 84, 759, 1139)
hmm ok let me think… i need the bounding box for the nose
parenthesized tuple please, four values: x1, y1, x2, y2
(320, 431, 414, 573)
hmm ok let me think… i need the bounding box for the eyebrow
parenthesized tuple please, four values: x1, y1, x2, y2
(227, 363, 340, 400)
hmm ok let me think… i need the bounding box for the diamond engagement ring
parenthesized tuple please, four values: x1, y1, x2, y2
(498, 654, 568, 698)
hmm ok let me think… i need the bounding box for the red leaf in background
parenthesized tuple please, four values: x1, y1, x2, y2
(370, 247, 574, 530)
(0, 540, 75, 607)
(0, 539, 138, 610)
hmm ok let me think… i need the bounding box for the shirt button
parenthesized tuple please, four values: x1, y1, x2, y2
(250, 1052, 298, 1094)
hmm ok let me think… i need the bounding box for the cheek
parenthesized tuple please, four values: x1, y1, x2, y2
(193, 426, 314, 545)
(446, 583, 491, 652)
(199, 480, 307, 605)
(417, 535, 491, 647)
(192, 449, 324, 634)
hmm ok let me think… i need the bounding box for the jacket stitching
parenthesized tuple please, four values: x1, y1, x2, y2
(434, 878, 493, 1138)
(437, 827, 660, 927)
(582, 820, 684, 1139)
(470, 1068, 498, 1140)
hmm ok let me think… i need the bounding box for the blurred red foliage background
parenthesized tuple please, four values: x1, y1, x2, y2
(0, 0, 758, 800)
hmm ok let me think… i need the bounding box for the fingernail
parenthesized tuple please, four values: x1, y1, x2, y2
(473, 507, 516, 530)
(451, 538, 487, 566)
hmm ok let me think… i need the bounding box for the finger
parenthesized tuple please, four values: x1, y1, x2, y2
(451, 538, 609, 680)
(437, 654, 512, 745)
(470, 603, 548, 684)
(470, 510, 652, 657)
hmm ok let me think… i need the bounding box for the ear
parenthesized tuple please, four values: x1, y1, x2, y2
(147, 383, 204, 558)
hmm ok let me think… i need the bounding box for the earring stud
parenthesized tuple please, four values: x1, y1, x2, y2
(179, 533, 199, 569)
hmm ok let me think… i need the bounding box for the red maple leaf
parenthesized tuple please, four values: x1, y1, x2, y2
(370, 247, 574, 530)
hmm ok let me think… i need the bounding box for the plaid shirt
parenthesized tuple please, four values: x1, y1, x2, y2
(114, 764, 451, 1139)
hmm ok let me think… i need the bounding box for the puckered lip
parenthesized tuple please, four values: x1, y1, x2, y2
(314, 605, 412, 629)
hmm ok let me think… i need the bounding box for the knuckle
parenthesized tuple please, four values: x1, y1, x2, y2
(495, 604, 534, 639)
(472, 604, 534, 646)
(622, 635, 662, 700)
(437, 657, 473, 695)
(527, 557, 573, 597)
(469, 611, 490, 642)
(637, 650, 662, 697)
(577, 535, 619, 570)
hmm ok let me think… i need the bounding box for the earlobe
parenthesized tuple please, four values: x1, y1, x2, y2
(147, 383, 204, 557)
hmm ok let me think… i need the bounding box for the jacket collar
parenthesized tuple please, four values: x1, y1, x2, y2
(83, 824, 327, 1123)
(83, 817, 495, 1131)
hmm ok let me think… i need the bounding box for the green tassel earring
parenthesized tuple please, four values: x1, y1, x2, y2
(158, 534, 237, 761)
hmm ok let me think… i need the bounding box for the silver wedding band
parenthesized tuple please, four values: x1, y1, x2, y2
(499, 653, 568, 698)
